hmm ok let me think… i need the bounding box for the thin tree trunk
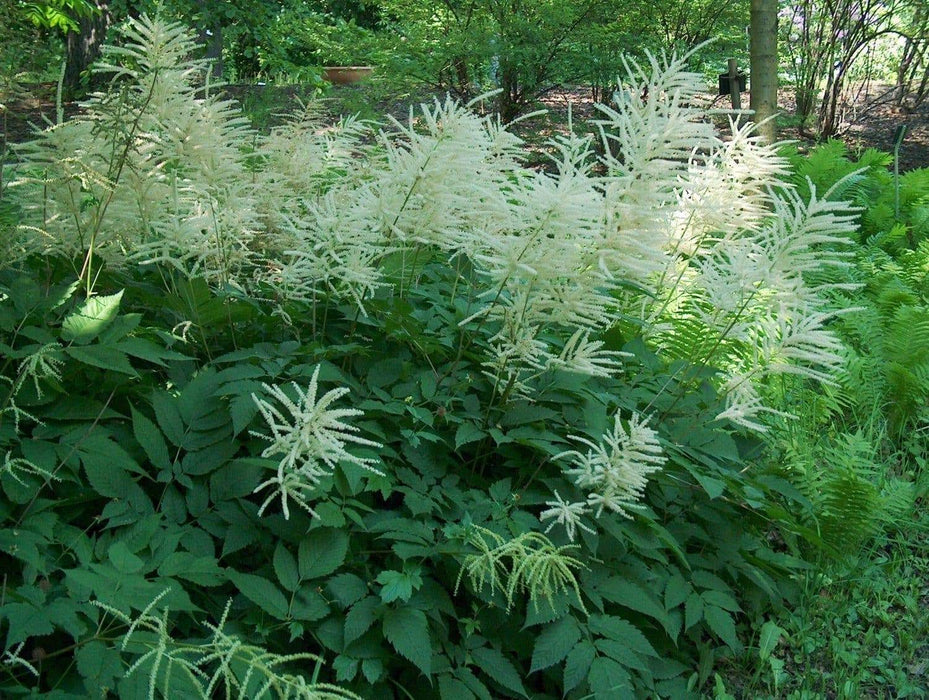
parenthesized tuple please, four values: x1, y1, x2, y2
(64, 0, 110, 98)
(750, 0, 778, 143)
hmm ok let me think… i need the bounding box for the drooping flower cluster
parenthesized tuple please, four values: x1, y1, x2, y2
(250, 366, 383, 519)
(545, 412, 667, 539)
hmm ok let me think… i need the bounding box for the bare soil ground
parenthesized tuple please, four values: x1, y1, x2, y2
(5, 81, 929, 171)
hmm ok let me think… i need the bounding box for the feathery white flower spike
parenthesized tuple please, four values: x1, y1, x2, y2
(540, 491, 596, 542)
(556, 412, 666, 519)
(250, 366, 383, 519)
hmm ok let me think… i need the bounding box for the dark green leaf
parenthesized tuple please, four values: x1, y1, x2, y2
(131, 406, 171, 471)
(344, 596, 380, 646)
(66, 344, 136, 375)
(76, 640, 123, 692)
(563, 639, 596, 693)
(704, 605, 742, 651)
(470, 646, 527, 697)
(299, 529, 349, 579)
(228, 572, 289, 620)
(529, 615, 581, 673)
(273, 543, 300, 592)
(455, 423, 485, 449)
(685, 592, 703, 631)
(588, 656, 632, 697)
(589, 614, 658, 657)
(383, 607, 432, 675)
(327, 573, 368, 608)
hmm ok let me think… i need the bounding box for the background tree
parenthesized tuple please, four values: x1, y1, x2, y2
(750, 0, 778, 142)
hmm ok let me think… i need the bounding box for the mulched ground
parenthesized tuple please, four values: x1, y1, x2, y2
(5, 80, 929, 171)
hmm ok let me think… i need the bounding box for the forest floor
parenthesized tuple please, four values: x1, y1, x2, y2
(4, 80, 929, 171)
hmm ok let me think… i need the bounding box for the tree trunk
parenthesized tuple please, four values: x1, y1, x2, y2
(749, 0, 778, 143)
(64, 1, 111, 98)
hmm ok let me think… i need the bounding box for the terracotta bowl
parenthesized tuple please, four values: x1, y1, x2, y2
(322, 66, 374, 85)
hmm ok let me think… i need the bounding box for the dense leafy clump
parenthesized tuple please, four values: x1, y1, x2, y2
(0, 15, 898, 699)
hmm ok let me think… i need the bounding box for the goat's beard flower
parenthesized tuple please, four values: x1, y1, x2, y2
(556, 412, 666, 519)
(539, 490, 596, 542)
(250, 366, 383, 519)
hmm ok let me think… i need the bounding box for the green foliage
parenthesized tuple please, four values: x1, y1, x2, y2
(0, 17, 886, 700)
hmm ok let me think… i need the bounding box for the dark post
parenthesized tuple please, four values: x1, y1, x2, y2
(728, 59, 742, 111)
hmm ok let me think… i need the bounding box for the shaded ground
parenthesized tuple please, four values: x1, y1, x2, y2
(5, 80, 929, 171)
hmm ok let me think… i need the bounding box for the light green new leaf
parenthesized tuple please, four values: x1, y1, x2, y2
(383, 607, 432, 675)
(61, 290, 123, 344)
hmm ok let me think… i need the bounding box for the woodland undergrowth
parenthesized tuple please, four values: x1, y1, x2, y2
(0, 15, 920, 699)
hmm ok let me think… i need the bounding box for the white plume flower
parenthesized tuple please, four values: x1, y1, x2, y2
(250, 366, 382, 519)
(556, 412, 666, 519)
(539, 491, 596, 542)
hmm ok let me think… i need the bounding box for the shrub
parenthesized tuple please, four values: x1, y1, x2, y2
(0, 15, 869, 698)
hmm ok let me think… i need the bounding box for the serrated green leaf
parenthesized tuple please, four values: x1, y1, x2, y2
(361, 658, 384, 684)
(455, 422, 485, 450)
(383, 607, 432, 675)
(589, 656, 632, 697)
(704, 605, 741, 651)
(328, 573, 368, 608)
(376, 568, 422, 603)
(1, 600, 54, 646)
(299, 529, 348, 579)
(228, 571, 289, 620)
(702, 589, 740, 612)
(152, 390, 186, 447)
(685, 592, 703, 631)
(589, 614, 658, 657)
(333, 655, 358, 682)
(439, 675, 476, 700)
(66, 344, 137, 375)
(157, 552, 223, 586)
(344, 596, 380, 646)
(229, 393, 259, 436)
(108, 542, 143, 574)
(529, 615, 580, 673)
(291, 587, 329, 622)
(131, 406, 171, 471)
(470, 646, 527, 697)
(76, 640, 122, 692)
(273, 543, 300, 592)
(664, 573, 691, 610)
(61, 290, 123, 344)
(597, 577, 670, 631)
(563, 639, 596, 693)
